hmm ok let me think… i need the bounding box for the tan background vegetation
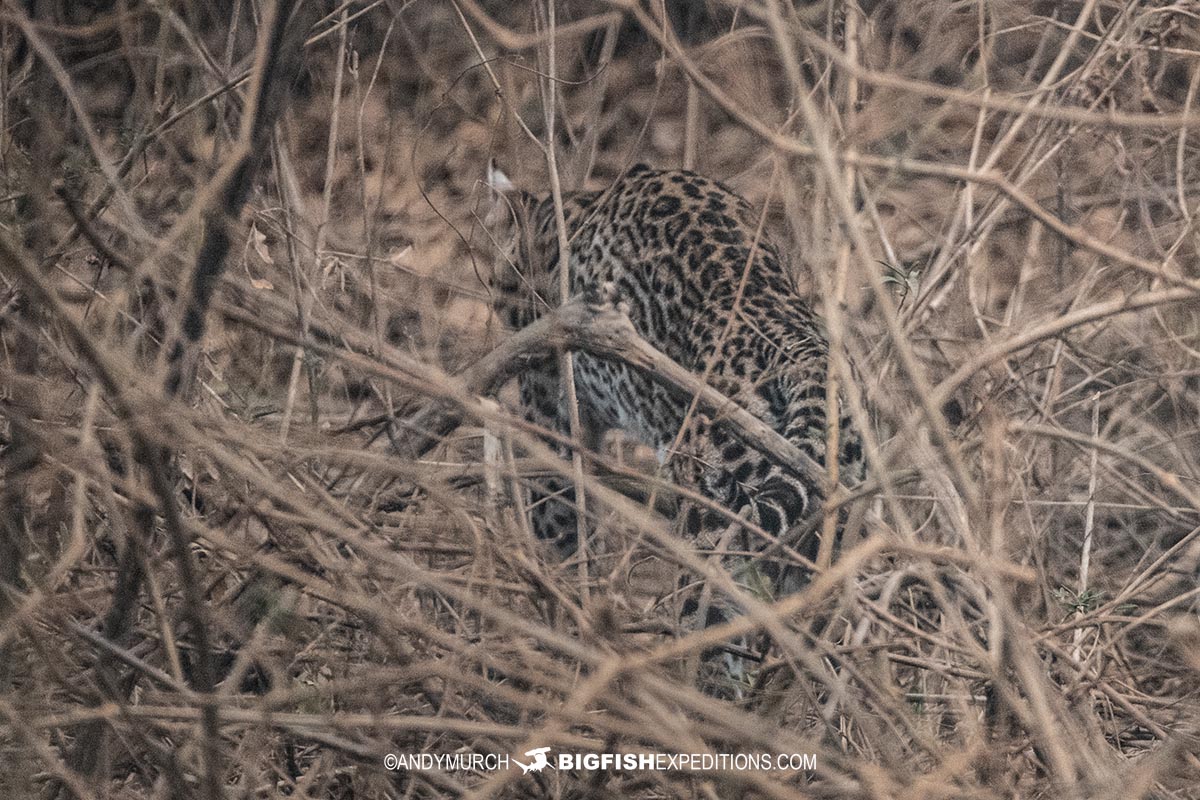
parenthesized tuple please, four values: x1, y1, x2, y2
(1, 1, 1198, 798)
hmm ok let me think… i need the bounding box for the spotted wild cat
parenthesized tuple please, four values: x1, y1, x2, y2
(490, 163, 864, 692)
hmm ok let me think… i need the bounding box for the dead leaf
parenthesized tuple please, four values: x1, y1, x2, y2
(249, 222, 274, 265)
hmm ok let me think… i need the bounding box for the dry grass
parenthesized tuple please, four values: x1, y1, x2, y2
(1, 1, 1199, 798)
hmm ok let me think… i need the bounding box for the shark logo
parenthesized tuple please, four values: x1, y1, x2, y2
(513, 747, 551, 774)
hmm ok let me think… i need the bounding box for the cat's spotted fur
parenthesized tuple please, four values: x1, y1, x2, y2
(492, 163, 863, 691)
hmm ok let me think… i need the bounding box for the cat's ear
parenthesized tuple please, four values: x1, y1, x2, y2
(486, 158, 514, 193)
(483, 159, 516, 227)
(483, 159, 527, 232)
